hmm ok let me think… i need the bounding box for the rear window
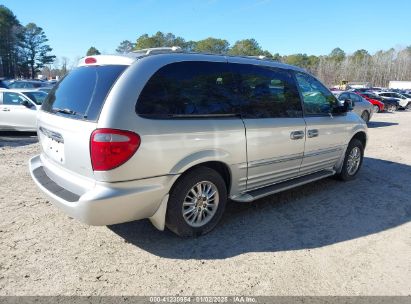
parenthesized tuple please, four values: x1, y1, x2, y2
(42, 65, 126, 121)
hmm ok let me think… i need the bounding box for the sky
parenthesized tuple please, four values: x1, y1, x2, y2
(2, 0, 411, 65)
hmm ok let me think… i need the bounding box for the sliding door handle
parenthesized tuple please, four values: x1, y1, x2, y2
(290, 130, 305, 140)
(308, 129, 319, 138)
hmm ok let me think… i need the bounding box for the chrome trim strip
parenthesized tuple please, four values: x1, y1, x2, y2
(303, 146, 343, 158)
(248, 153, 304, 168)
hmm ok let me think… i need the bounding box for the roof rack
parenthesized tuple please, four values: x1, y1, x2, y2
(246, 55, 267, 60)
(132, 46, 183, 56)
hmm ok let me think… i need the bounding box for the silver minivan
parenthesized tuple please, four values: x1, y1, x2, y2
(29, 48, 367, 237)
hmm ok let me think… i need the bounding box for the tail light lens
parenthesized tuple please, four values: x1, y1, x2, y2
(85, 57, 97, 64)
(90, 129, 140, 171)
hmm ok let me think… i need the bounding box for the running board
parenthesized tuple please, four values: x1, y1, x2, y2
(231, 170, 335, 203)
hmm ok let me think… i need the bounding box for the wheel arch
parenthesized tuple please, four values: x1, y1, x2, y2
(352, 130, 367, 149)
(171, 160, 232, 195)
(335, 130, 367, 174)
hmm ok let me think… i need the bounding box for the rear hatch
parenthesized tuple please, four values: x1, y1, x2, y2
(38, 59, 130, 179)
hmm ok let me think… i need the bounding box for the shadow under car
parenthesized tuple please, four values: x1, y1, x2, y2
(108, 157, 411, 260)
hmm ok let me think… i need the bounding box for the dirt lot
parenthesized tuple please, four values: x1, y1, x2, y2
(0, 112, 410, 296)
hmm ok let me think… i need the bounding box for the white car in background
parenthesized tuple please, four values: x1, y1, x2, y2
(0, 89, 47, 131)
(375, 91, 411, 109)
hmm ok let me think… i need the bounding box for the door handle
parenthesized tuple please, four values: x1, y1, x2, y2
(1, 108, 10, 112)
(290, 130, 305, 140)
(308, 129, 319, 138)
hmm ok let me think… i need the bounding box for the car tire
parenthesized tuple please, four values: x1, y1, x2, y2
(373, 105, 380, 113)
(336, 138, 364, 181)
(165, 166, 227, 237)
(361, 111, 370, 123)
(388, 105, 396, 112)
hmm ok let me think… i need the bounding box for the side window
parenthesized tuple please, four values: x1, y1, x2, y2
(295, 72, 338, 116)
(136, 61, 239, 117)
(230, 64, 302, 118)
(349, 93, 360, 103)
(339, 93, 349, 100)
(3, 92, 27, 105)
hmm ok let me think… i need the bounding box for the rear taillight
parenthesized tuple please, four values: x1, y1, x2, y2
(90, 129, 140, 171)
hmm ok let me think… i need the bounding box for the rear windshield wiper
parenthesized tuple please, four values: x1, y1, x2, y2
(53, 108, 78, 115)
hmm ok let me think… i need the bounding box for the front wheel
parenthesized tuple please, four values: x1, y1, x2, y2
(373, 105, 380, 113)
(166, 167, 227, 237)
(336, 139, 364, 181)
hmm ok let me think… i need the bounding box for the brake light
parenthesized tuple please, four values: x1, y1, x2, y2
(85, 57, 97, 64)
(90, 129, 140, 171)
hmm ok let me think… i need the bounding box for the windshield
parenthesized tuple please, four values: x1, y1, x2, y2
(41, 65, 127, 121)
(22, 91, 48, 105)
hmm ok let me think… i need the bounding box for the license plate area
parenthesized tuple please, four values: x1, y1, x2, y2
(39, 127, 65, 164)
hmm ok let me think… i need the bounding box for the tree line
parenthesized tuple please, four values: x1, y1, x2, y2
(111, 31, 411, 87)
(2, 2, 410, 87)
(0, 5, 55, 79)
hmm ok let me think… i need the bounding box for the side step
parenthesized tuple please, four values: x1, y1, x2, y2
(231, 170, 335, 203)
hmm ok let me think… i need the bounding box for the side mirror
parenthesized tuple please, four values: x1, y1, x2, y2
(21, 100, 33, 108)
(344, 99, 353, 111)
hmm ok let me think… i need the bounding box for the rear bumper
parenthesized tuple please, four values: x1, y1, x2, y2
(29, 155, 178, 226)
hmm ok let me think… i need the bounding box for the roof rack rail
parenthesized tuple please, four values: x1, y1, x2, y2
(132, 46, 183, 56)
(246, 55, 267, 60)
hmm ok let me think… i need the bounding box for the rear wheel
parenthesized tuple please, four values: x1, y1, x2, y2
(166, 167, 227, 237)
(336, 139, 364, 181)
(388, 105, 396, 112)
(361, 111, 370, 123)
(373, 105, 379, 113)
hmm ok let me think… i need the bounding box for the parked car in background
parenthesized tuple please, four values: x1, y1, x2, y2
(37, 87, 54, 94)
(351, 87, 382, 93)
(29, 50, 368, 237)
(0, 89, 42, 131)
(355, 92, 384, 113)
(19, 90, 48, 106)
(0, 79, 9, 89)
(47, 80, 58, 86)
(359, 92, 399, 112)
(335, 91, 373, 122)
(7, 80, 48, 89)
(375, 91, 411, 109)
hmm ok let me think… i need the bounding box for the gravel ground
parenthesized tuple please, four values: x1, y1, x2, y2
(0, 112, 410, 296)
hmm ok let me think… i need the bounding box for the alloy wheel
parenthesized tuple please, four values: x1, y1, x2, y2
(182, 181, 219, 227)
(347, 147, 361, 176)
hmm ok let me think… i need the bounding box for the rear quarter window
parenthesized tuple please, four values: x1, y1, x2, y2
(42, 65, 126, 121)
